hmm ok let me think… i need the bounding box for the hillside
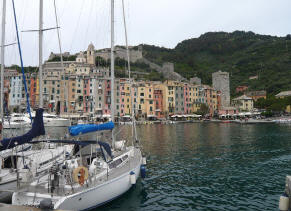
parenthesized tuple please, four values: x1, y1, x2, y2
(139, 31, 291, 96)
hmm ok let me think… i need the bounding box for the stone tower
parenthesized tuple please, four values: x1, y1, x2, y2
(87, 43, 95, 65)
(212, 70, 230, 107)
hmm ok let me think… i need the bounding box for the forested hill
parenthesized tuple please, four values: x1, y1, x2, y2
(139, 31, 291, 96)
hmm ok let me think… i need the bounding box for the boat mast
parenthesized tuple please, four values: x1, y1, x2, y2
(39, 0, 43, 108)
(110, 0, 115, 147)
(0, 0, 6, 124)
(110, 0, 115, 122)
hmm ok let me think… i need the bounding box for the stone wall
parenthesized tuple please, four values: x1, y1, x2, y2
(96, 47, 143, 63)
(190, 77, 201, 85)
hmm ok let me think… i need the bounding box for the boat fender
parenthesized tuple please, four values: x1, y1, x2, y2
(130, 171, 136, 184)
(142, 157, 147, 165)
(73, 166, 89, 186)
(39, 198, 53, 209)
(140, 165, 146, 179)
(279, 192, 289, 211)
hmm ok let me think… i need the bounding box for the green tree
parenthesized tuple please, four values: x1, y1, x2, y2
(196, 104, 209, 116)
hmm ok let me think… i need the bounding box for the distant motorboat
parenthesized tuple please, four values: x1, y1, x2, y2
(43, 113, 71, 127)
(3, 113, 31, 129)
(24, 113, 71, 127)
(273, 118, 291, 124)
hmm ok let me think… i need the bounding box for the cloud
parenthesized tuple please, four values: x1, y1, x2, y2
(1, 0, 291, 66)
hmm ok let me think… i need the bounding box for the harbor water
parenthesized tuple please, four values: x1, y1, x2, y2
(100, 123, 291, 211)
(5, 123, 291, 210)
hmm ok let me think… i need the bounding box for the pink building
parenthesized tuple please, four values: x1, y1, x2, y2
(218, 107, 238, 117)
(154, 89, 163, 118)
(83, 78, 91, 113)
(103, 80, 111, 115)
(184, 84, 191, 114)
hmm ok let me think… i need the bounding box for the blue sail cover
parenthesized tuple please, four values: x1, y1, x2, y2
(0, 109, 45, 151)
(69, 122, 114, 136)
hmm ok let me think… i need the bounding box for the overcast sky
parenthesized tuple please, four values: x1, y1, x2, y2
(2, 0, 291, 66)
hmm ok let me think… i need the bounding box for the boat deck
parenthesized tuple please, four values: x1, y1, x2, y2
(15, 147, 142, 197)
(0, 203, 70, 211)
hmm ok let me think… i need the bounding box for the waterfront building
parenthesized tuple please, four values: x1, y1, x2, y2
(9, 75, 23, 110)
(184, 83, 191, 114)
(275, 91, 291, 99)
(153, 85, 164, 118)
(236, 85, 248, 93)
(246, 90, 266, 101)
(136, 81, 156, 118)
(204, 85, 218, 116)
(275, 91, 291, 114)
(190, 77, 201, 85)
(119, 79, 132, 116)
(232, 95, 254, 112)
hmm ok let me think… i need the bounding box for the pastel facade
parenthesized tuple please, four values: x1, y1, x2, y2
(232, 95, 254, 112)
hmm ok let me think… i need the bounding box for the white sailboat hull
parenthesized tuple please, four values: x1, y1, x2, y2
(12, 149, 142, 211)
(56, 161, 141, 211)
(3, 122, 30, 129)
(44, 118, 71, 127)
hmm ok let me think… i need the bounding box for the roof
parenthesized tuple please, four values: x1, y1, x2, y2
(87, 43, 95, 51)
(276, 91, 291, 97)
(233, 95, 253, 101)
(246, 90, 266, 96)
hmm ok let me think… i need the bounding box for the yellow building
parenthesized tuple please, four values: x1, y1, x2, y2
(275, 91, 291, 113)
(232, 95, 254, 112)
(136, 82, 155, 118)
(120, 79, 132, 115)
(163, 80, 177, 115)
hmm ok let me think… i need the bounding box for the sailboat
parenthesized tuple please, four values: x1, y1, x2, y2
(12, 0, 146, 210)
(0, 0, 72, 202)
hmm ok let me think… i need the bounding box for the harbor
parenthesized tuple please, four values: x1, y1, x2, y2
(2, 122, 290, 210)
(1, 0, 291, 210)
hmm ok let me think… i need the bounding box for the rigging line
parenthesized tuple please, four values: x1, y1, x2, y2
(1, 0, 6, 125)
(59, 0, 69, 20)
(53, 0, 67, 114)
(11, 0, 32, 123)
(69, 0, 85, 53)
(122, 0, 137, 144)
(83, 0, 94, 49)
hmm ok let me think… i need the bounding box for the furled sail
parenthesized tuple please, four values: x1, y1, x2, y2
(68, 122, 114, 136)
(0, 108, 45, 150)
